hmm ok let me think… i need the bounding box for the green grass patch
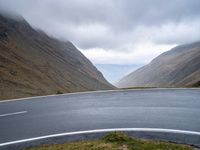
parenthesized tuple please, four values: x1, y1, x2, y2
(27, 132, 194, 150)
(56, 90, 63, 94)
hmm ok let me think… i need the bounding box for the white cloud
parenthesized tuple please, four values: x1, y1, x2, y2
(153, 21, 200, 44)
(80, 43, 176, 65)
(0, 0, 200, 66)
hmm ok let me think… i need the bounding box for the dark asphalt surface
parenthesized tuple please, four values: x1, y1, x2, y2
(0, 89, 200, 145)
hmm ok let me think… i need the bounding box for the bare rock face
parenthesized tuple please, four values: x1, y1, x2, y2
(0, 14, 114, 100)
(116, 41, 200, 88)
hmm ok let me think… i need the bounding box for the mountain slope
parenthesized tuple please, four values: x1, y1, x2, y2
(0, 14, 114, 100)
(116, 41, 200, 88)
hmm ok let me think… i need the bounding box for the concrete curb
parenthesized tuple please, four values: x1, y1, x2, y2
(1, 128, 200, 150)
(1, 88, 199, 103)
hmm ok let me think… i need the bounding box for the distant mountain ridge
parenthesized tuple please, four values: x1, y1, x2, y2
(95, 64, 140, 83)
(0, 14, 114, 100)
(116, 41, 200, 88)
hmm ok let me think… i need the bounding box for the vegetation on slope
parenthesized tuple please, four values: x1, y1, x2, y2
(116, 41, 200, 88)
(27, 132, 193, 150)
(0, 14, 114, 100)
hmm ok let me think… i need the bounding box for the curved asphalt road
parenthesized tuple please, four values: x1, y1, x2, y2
(0, 89, 200, 147)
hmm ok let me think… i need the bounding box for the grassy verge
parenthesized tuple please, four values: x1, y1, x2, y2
(121, 87, 157, 90)
(121, 87, 200, 90)
(27, 132, 194, 150)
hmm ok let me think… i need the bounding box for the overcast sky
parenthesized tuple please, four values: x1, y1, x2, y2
(0, 0, 200, 65)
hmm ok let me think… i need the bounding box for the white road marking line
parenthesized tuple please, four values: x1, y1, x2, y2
(0, 128, 200, 147)
(0, 111, 27, 117)
(0, 88, 199, 103)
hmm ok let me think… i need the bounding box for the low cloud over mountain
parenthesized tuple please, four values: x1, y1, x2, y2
(1, 0, 200, 65)
(0, 14, 114, 100)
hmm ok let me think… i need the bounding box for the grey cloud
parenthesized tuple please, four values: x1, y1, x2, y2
(0, 0, 200, 50)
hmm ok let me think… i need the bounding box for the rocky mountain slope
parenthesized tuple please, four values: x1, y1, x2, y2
(116, 41, 200, 88)
(0, 14, 114, 100)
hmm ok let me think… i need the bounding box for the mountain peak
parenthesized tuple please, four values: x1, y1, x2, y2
(116, 41, 200, 88)
(0, 14, 114, 100)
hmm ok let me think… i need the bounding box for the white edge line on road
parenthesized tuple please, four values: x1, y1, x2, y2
(0, 88, 199, 103)
(0, 128, 200, 147)
(0, 111, 27, 117)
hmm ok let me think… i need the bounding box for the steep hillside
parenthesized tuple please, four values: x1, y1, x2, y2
(0, 14, 114, 100)
(116, 41, 200, 88)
